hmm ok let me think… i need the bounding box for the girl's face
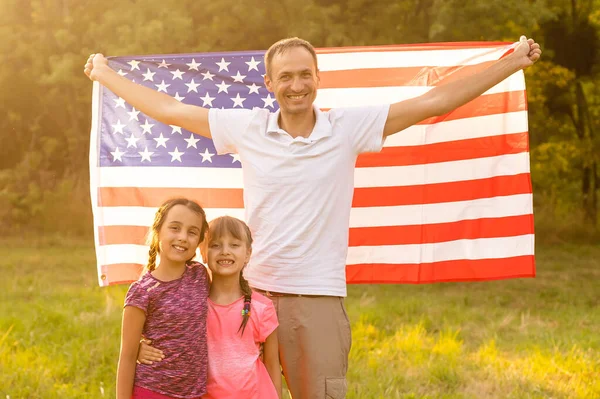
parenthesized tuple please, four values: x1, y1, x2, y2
(206, 232, 251, 279)
(157, 205, 204, 266)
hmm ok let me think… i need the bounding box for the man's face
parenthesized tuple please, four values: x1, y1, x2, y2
(264, 46, 319, 116)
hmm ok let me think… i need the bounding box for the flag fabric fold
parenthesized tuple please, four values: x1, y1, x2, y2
(89, 42, 535, 287)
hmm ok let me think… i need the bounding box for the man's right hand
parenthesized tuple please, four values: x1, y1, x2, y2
(84, 53, 108, 81)
(137, 339, 165, 365)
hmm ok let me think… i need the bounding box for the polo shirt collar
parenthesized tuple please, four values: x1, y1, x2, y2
(266, 105, 333, 142)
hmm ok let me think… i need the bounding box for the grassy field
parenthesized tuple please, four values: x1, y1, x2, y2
(0, 240, 598, 398)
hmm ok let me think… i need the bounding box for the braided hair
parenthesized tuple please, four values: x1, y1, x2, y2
(143, 198, 209, 274)
(205, 216, 254, 335)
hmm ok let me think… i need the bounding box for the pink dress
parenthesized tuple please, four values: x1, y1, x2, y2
(203, 292, 279, 399)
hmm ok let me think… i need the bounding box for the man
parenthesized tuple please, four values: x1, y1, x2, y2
(85, 36, 541, 398)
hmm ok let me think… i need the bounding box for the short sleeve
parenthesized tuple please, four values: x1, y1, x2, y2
(257, 299, 278, 342)
(333, 105, 390, 155)
(208, 108, 255, 155)
(123, 278, 151, 315)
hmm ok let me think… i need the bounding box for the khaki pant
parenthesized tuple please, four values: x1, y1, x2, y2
(259, 293, 352, 399)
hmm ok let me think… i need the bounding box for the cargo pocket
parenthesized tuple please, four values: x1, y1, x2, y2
(325, 377, 347, 399)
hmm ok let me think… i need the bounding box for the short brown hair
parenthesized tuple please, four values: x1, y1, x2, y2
(264, 37, 318, 77)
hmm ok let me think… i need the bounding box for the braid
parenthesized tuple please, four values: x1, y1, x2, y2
(237, 269, 253, 335)
(144, 242, 158, 274)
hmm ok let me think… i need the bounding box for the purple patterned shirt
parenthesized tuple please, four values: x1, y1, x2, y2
(124, 262, 209, 398)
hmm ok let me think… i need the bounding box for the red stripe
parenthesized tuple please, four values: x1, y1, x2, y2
(356, 132, 529, 168)
(99, 187, 243, 208)
(417, 91, 526, 125)
(316, 42, 511, 54)
(345, 255, 535, 284)
(320, 92, 525, 124)
(100, 263, 143, 286)
(352, 174, 532, 207)
(98, 172, 531, 211)
(320, 61, 500, 89)
(349, 215, 534, 246)
(99, 225, 149, 245)
(99, 212, 533, 247)
(101, 255, 535, 286)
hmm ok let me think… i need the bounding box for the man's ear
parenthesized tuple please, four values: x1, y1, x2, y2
(264, 74, 273, 92)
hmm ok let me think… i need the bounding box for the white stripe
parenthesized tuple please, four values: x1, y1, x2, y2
(96, 193, 532, 228)
(97, 167, 244, 188)
(354, 152, 531, 188)
(349, 194, 533, 228)
(97, 153, 530, 189)
(383, 111, 528, 147)
(346, 234, 534, 265)
(97, 233, 534, 267)
(315, 72, 524, 108)
(318, 46, 514, 70)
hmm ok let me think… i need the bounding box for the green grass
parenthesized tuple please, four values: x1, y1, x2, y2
(0, 240, 598, 398)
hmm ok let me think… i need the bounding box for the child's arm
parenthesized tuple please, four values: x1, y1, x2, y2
(263, 328, 282, 399)
(116, 306, 146, 399)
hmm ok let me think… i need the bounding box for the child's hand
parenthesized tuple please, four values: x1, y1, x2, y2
(137, 338, 165, 365)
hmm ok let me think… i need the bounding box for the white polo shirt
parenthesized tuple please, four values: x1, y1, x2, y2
(208, 104, 389, 296)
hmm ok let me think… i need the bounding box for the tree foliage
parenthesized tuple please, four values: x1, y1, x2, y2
(0, 0, 598, 235)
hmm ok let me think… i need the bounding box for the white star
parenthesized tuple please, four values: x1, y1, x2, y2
(185, 79, 200, 93)
(142, 68, 155, 81)
(184, 133, 200, 149)
(113, 97, 126, 108)
(170, 125, 182, 134)
(139, 146, 154, 162)
(262, 94, 276, 108)
(216, 58, 231, 72)
(170, 69, 185, 80)
(231, 93, 246, 108)
(110, 147, 125, 162)
(111, 119, 126, 134)
(201, 70, 215, 81)
(173, 92, 185, 102)
(245, 57, 261, 71)
(117, 69, 128, 76)
(168, 147, 184, 162)
(140, 119, 154, 135)
(127, 60, 140, 71)
(247, 83, 261, 94)
(153, 133, 169, 148)
(201, 92, 215, 107)
(216, 80, 231, 93)
(157, 59, 171, 68)
(125, 133, 140, 148)
(199, 148, 214, 163)
(127, 107, 140, 121)
(155, 80, 170, 93)
(230, 153, 241, 163)
(232, 71, 246, 83)
(186, 59, 201, 71)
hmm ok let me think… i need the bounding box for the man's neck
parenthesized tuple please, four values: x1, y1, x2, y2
(278, 108, 316, 138)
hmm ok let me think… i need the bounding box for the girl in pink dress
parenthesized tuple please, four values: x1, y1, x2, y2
(139, 216, 281, 399)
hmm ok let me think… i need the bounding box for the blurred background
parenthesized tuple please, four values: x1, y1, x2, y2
(0, 0, 598, 398)
(0, 0, 598, 240)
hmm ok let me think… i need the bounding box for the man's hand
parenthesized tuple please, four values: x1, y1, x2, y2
(512, 36, 542, 69)
(137, 339, 165, 365)
(84, 53, 108, 81)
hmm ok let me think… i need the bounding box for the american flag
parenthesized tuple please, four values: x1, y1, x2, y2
(90, 42, 536, 287)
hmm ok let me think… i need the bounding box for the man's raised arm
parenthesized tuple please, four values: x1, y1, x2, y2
(84, 53, 211, 139)
(382, 36, 542, 137)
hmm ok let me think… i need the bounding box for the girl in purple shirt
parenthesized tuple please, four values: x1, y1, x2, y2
(117, 198, 210, 399)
